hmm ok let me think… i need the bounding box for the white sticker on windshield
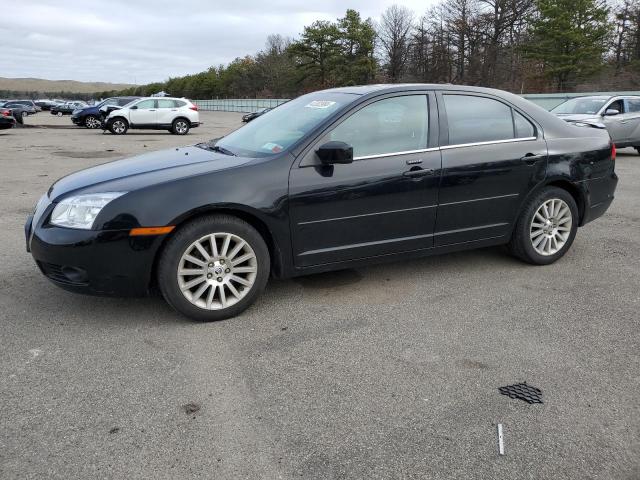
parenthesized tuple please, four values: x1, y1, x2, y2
(305, 100, 336, 109)
(262, 142, 284, 153)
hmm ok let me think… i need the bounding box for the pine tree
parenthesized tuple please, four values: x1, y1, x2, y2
(523, 0, 610, 91)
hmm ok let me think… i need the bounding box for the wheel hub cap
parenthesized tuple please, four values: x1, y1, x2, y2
(177, 232, 257, 310)
(530, 198, 572, 256)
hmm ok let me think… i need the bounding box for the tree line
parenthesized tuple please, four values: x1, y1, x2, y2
(11, 0, 640, 100)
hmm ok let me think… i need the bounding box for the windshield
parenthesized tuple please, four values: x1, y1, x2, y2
(216, 92, 357, 157)
(551, 97, 608, 115)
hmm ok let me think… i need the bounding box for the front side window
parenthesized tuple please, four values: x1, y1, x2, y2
(327, 95, 429, 158)
(135, 99, 155, 109)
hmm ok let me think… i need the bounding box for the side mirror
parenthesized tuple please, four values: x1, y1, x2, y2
(604, 108, 619, 116)
(130, 105, 138, 110)
(316, 141, 353, 165)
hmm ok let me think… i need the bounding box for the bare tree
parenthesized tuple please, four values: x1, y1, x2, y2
(377, 5, 414, 82)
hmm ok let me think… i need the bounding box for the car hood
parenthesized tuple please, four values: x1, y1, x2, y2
(554, 113, 601, 122)
(48, 145, 252, 201)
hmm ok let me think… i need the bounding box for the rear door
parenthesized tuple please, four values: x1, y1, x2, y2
(156, 99, 178, 126)
(129, 99, 157, 126)
(289, 93, 441, 267)
(435, 92, 547, 246)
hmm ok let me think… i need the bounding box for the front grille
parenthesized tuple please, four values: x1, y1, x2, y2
(38, 262, 88, 286)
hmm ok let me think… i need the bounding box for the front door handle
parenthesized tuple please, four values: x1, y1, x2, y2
(520, 153, 545, 165)
(403, 168, 434, 178)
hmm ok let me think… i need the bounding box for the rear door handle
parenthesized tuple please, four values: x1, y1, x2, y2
(403, 168, 434, 178)
(520, 153, 545, 165)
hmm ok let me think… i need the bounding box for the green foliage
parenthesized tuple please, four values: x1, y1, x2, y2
(288, 10, 377, 88)
(523, 0, 611, 90)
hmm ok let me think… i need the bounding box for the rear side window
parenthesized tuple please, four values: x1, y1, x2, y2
(626, 98, 640, 112)
(444, 95, 516, 145)
(157, 99, 175, 108)
(175, 100, 187, 107)
(328, 95, 429, 158)
(514, 111, 535, 138)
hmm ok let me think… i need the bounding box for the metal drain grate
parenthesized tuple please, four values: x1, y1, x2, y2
(499, 382, 543, 404)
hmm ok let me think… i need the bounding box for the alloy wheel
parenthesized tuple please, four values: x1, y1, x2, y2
(177, 232, 257, 310)
(530, 198, 572, 256)
(112, 120, 126, 134)
(175, 120, 188, 134)
(85, 116, 100, 128)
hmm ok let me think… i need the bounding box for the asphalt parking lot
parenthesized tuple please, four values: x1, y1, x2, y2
(1, 112, 639, 479)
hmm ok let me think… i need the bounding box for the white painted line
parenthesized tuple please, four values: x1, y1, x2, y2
(497, 424, 505, 455)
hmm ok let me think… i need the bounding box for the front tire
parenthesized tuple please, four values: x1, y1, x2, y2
(84, 115, 101, 129)
(158, 215, 270, 321)
(172, 118, 190, 135)
(508, 187, 579, 265)
(109, 118, 128, 135)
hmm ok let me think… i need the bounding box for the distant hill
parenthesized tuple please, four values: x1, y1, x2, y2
(0, 77, 134, 95)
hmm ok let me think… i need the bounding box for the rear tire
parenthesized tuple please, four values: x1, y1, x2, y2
(158, 215, 270, 321)
(508, 186, 579, 265)
(172, 118, 190, 135)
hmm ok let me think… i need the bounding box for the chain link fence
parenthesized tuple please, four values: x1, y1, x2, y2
(192, 98, 289, 112)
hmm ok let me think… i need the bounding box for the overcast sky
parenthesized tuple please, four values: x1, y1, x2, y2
(3, 0, 436, 85)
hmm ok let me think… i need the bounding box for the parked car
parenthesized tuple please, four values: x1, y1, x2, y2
(1, 101, 37, 116)
(0, 108, 16, 130)
(72, 96, 139, 129)
(35, 100, 57, 111)
(551, 95, 640, 152)
(242, 107, 272, 122)
(25, 84, 617, 321)
(103, 97, 199, 135)
(51, 101, 86, 116)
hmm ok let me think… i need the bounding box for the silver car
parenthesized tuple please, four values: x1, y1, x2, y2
(551, 95, 640, 152)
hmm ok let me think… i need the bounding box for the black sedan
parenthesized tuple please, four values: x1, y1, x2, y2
(242, 107, 271, 122)
(26, 84, 617, 321)
(0, 108, 16, 130)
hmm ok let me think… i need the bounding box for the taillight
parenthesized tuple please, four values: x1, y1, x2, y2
(611, 143, 616, 161)
(189, 105, 198, 111)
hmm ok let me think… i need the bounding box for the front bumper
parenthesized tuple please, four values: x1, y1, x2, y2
(71, 115, 82, 125)
(25, 201, 164, 297)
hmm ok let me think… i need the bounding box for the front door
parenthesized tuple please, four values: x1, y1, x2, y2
(129, 99, 157, 127)
(289, 93, 441, 268)
(435, 92, 548, 246)
(603, 98, 640, 145)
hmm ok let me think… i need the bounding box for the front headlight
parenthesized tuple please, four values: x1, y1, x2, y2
(50, 192, 126, 229)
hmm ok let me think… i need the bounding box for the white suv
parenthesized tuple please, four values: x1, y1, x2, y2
(104, 97, 200, 135)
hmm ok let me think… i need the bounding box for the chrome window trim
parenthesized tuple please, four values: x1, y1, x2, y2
(354, 147, 439, 161)
(440, 137, 537, 150)
(306, 136, 539, 164)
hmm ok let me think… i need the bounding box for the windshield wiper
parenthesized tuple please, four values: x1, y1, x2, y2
(210, 145, 236, 156)
(196, 140, 236, 156)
